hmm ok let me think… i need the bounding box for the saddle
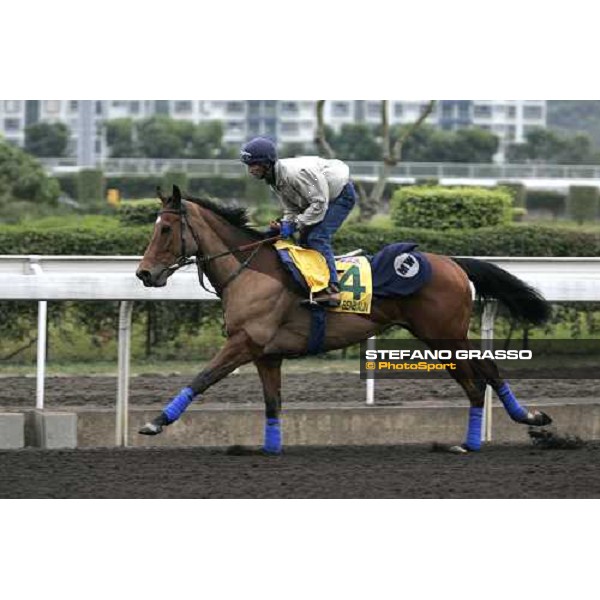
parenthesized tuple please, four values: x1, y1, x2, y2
(274, 241, 432, 314)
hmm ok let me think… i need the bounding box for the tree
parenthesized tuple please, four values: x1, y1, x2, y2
(506, 128, 600, 164)
(331, 123, 382, 161)
(136, 116, 185, 158)
(0, 139, 61, 221)
(105, 118, 136, 157)
(451, 128, 499, 162)
(189, 121, 224, 158)
(24, 122, 69, 157)
(315, 100, 436, 221)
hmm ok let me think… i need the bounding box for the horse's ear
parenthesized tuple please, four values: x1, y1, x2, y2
(172, 184, 182, 205)
(156, 186, 167, 202)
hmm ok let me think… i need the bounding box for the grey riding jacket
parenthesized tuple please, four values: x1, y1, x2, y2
(270, 157, 350, 227)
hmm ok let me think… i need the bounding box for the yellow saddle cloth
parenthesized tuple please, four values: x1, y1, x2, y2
(274, 240, 372, 314)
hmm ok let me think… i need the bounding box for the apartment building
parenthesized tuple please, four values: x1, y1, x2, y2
(0, 99, 547, 162)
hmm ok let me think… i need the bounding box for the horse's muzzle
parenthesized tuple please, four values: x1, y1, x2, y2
(136, 268, 166, 287)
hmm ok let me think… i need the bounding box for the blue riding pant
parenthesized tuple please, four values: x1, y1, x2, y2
(299, 182, 357, 286)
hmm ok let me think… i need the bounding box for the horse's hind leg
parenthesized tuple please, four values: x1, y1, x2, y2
(476, 358, 552, 427)
(424, 338, 488, 452)
(255, 355, 283, 455)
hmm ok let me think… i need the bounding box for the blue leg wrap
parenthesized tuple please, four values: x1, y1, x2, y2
(163, 387, 196, 423)
(497, 382, 527, 422)
(464, 407, 483, 451)
(263, 418, 282, 454)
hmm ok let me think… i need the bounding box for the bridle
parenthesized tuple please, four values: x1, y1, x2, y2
(159, 200, 280, 297)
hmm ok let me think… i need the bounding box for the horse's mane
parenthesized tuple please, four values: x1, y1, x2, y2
(182, 194, 265, 240)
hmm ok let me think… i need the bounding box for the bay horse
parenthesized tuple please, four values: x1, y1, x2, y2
(136, 185, 552, 453)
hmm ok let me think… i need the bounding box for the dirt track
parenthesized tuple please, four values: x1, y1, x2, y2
(1, 371, 598, 498)
(1, 442, 599, 498)
(0, 370, 598, 409)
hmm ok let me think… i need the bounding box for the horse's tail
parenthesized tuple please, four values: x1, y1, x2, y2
(451, 257, 551, 325)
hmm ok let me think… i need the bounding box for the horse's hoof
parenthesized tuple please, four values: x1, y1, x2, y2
(449, 445, 470, 454)
(432, 443, 473, 454)
(138, 421, 163, 435)
(520, 410, 552, 427)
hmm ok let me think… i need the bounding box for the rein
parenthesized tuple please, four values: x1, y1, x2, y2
(160, 203, 280, 296)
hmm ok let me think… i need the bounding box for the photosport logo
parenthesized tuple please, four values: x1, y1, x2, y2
(359, 339, 600, 380)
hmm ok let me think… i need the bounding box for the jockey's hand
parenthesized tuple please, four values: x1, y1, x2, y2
(265, 220, 281, 237)
(280, 220, 297, 239)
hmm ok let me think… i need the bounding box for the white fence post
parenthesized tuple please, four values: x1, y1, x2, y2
(481, 301, 497, 442)
(116, 301, 134, 446)
(366, 336, 376, 405)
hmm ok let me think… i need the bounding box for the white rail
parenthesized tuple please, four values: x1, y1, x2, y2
(39, 157, 600, 179)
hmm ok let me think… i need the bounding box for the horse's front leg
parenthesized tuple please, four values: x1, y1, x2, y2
(139, 330, 258, 435)
(254, 355, 283, 455)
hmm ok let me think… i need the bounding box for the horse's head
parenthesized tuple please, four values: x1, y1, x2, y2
(136, 185, 199, 287)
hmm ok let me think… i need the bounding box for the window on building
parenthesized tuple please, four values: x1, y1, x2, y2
(5, 100, 22, 113)
(248, 101, 261, 117)
(367, 102, 381, 117)
(301, 120, 313, 130)
(248, 119, 261, 136)
(458, 103, 470, 119)
(129, 101, 140, 114)
(5, 137, 20, 146)
(227, 121, 245, 134)
(281, 122, 299, 135)
(523, 105, 543, 119)
(507, 106, 516, 118)
(111, 101, 127, 108)
(442, 104, 454, 119)
(506, 125, 516, 141)
(69, 101, 79, 112)
(394, 103, 403, 117)
(281, 102, 299, 115)
(301, 101, 314, 110)
(96, 101, 104, 115)
(154, 100, 169, 115)
(332, 102, 350, 117)
(474, 105, 492, 118)
(264, 101, 277, 118)
(226, 101, 245, 114)
(494, 105, 506, 115)
(174, 101, 192, 113)
(4, 118, 20, 131)
(45, 100, 61, 113)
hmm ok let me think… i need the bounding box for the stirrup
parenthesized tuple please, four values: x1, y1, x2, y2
(300, 290, 319, 306)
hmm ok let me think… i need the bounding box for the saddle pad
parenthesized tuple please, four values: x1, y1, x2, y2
(370, 242, 432, 297)
(275, 241, 372, 314)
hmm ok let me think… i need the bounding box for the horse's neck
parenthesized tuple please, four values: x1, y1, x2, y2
(191, 207, 256, 292)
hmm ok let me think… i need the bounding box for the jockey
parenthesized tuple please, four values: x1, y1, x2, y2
(240, 136, 357, 307)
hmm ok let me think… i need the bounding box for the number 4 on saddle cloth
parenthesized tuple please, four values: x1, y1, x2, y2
(274, 240, 432, 314)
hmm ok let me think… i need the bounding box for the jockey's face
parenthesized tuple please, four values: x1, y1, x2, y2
(247, 163, 270, 180)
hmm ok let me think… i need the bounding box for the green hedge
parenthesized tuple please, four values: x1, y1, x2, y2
(498, 181, 526, 208)
(526, 190, 566, 217)
(1, 219, 599, 257)
(59, 174, 250, 202)
(118, 199, 161, 226)
(567, 186, 600, 223)
(76, 169, 105, 204)
(391, 186, 513, 230)
(336, 223, 600, 256)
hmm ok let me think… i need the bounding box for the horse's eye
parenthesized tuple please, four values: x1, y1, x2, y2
(161, 225, 172, 235)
